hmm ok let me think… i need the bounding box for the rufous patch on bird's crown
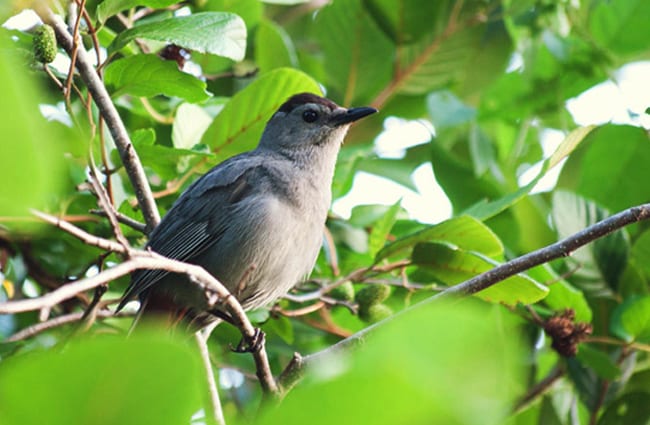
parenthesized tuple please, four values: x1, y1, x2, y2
(278, 93, 338, 114)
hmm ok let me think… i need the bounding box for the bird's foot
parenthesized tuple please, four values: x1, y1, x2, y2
(230, 328, 265, 353)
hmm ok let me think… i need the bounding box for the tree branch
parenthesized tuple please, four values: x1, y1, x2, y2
(37, 7, 161, 233)
(277, 203, 650, 390)
(2, 213, 278, 395)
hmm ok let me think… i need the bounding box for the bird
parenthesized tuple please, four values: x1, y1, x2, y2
(117, 92, 377, 332)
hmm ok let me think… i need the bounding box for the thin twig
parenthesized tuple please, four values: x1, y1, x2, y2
(437, 203, 650, 298)
(196, 322, 225, 425)
(89, 209, 147, 233)
(277, 203, 650, 390)
(3, 212, 279, 395)
(38, 7, 161, 233)
(31, 210, 125, 253)
(5, 310, 132, 342)
(513, 365, 565, 413)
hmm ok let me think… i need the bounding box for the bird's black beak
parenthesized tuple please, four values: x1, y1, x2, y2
(331, 106, 378, 126)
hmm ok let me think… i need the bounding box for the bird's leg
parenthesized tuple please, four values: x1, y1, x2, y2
(208, 308, 265, 353)
(231, 327, 265, 354)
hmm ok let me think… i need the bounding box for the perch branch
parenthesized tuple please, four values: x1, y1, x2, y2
(277, 203, 650, 390)
(37, 7, 161, 232)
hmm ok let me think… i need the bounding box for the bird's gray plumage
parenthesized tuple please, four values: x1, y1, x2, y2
(118, 92, 376, 326)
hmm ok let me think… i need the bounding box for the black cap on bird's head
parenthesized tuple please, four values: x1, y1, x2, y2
(275, 92, 377, 127)
(260, 92, 377, 151)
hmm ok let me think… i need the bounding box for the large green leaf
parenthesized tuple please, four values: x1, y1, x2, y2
(314, 0, 393, 105)
(104, 54, 211, 102)
(131, 128, 214, 180)
(367, 201, 402, 258)
(551, 191, 629, 296)
(0, 332, 202, 425)
(411, 242, 548, 305)
(363, 0, 448, 44)
(530, 264, 593, 322)
(589, 0, 650, 57)
(557, 124, 650, 213)
(0, 34, 66, 221)
(200, 68, 320, 158)
(260, 300, 524, 425)
(611, 296, 650, 343)
(375, 215, 503, 262)
(255, 19, 297, 74)
(109, 12, 247, 61)
(97, 0, 180, 23)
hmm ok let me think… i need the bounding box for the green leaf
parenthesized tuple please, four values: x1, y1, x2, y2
(109, 12, 247, 61)
(0, 332, 202, 425)
(575, 345, 621, 380)
(259, 299, 525, 425)
(200, 68, 320, 158)
(376, 215, 503, 262)
(0, 34, 66, 221)
(598, 393, 650, 425)
(589, 0, 650, 57)
(363, 0, 447, 44)
(547, 125, 596, 170)
(314, 0, 393, 104)
(260, 0, 310, 4)
(557, 124, 650, 213)
(427, 90, 476, 130)
(530, 264, 593, 322)
(172, 103, 213, 149)
(411, 242, 548, 305)
(611, 296, 650, 343)
(132, 128, 214, 180)
(104, 54, 211, 102)
(368, 201, 402, 258)
(97, 0, 180, 23)
(255, 19, 297, 74)
(552, 191, 629, 296)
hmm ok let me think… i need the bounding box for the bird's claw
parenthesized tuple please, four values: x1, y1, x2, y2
(230, 328, 265, 353)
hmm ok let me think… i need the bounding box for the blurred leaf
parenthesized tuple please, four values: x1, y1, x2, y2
(0, 35, 66, 220)
(610, 296, 650, 343)
(255, 19, 297, 74)
(552, 191, 629, 296)
(363, 0, 447, 44)
(109, 12, 247, 61)
(427, 90, 476, 130)
(97, 0, 180, 23)
(314, 0, 393, 105)
(259, 299, 525, 425)
(104, 54, 211, 102)
(172, 103, 213, 149)
(200, 68, 320, 158)
(411, 242, 548, 305)
(201, 0, 262, 30)
(530, 264, 592, 322)
(367, 201, 401, 258)
(598, 392, 650, 425)
(260, 0, 310, 4)
(557, 125, 650, 212)
(0, 332, 202, 425)
(376, 215, 503, 262)
(589, 0, 650, 57)
(356, 157, 417, 191)
(547, 125, 597, 170)
(132, 128, 214, 180)
(576, 345, 620, 381)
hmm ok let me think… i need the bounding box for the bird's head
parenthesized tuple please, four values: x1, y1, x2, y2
(259, 93, 377, 152)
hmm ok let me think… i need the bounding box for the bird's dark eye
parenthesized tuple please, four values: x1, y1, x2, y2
(302, 109, 318, 123)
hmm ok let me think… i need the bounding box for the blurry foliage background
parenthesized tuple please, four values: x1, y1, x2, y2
(1, 0, 650, 424)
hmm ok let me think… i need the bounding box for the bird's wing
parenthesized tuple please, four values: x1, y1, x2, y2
(117, 154, 265, 310)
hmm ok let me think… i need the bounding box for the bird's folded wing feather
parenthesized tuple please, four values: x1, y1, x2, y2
(117, 154, 265, 310)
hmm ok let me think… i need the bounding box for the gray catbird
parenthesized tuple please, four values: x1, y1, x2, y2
(117, 92, 377, 329)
